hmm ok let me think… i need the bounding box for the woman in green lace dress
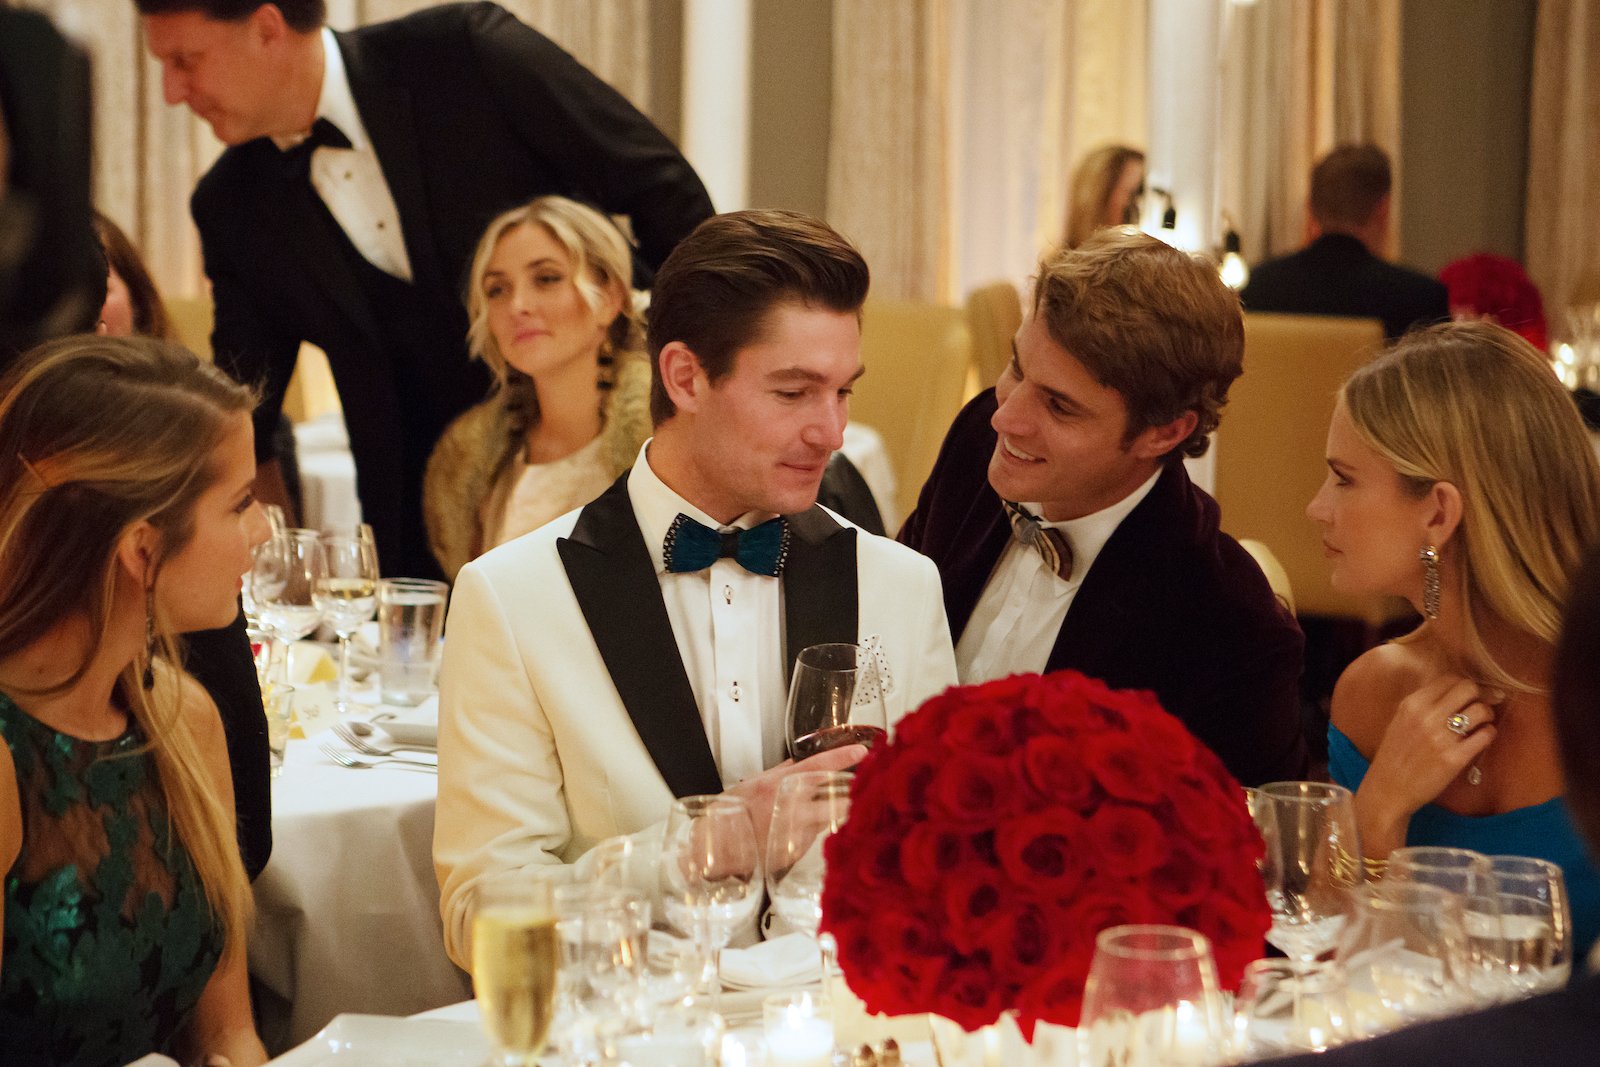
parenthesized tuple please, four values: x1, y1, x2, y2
(0, 336, 270, 1065)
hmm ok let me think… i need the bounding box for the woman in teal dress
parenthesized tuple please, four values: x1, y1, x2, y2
(0, 336, 270, 1065)
(1307, 321, 1600, 954)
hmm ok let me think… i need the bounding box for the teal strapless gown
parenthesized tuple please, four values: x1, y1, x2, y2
(1, 692, 223, 1067)
(1329, 724, 1600, 958)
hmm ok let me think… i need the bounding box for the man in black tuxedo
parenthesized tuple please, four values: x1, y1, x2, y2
(1241, 144, 1449, 341)
(137, 0, 714, 580)
(901, 230, 1307, 787)
(1262, 546, 1600, 1065)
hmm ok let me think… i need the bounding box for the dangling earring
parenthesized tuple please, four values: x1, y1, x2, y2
(595, 337, 617, 421)
(1419, 545, 1441, 620)
(142, 585, 157, 689)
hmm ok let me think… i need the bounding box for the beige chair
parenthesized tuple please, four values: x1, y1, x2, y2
(165, 295, 214, 361)
(1238, 538, 1295, 616)
(964, 280, 1023, 392)
(851, 299, 972, 524)
(1214, 312, 1394, 622)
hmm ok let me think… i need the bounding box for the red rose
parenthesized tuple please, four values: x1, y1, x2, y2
(991, 903, 1053, 974)
(941, 867, 1007, 951)
(1085, 804, 1167, 877)
(881, 746, 942, 817)
(946, 699, 1018, 756)
(1035, 673, 1097, 733)
(1015, 941, 1097, 1030)
(995, 811, 1087, 895)
(1146, 835, 1214, 911)
(1015, 734, 1095, 808)
(1062, 887, 1160, 943)
(892, 687, 963, 745)
(937, 958, 1007, 1030)
(1080, 731, 1165, 801)
(928, 754, 1012, 824)
(898, 822, 968, 889)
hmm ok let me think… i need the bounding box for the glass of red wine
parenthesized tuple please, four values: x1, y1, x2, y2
(785, 642, 888, 760)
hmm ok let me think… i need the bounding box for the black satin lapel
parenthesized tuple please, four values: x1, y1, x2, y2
(782, 507, 859, 682)
(558, 476, 722, 799)
(340, 32, 444, 295)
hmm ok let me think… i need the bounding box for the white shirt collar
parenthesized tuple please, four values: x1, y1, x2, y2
(1021, 467, 1162, 584)
(271, 28, 370, 152)
(627, 442, 777, 574)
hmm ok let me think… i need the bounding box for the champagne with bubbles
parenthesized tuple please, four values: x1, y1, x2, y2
(473, 904, 559, 1065)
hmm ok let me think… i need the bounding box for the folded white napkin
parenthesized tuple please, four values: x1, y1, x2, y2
(717, 932, 822, 989)
(376, 697, 439, 747)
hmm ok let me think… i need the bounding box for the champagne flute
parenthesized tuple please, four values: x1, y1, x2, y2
(1252, 781, 1364, 961)
(1078, 925, 1232, 1067)
(660, 795, 762, 1009)
(473, 877, 559, 1067)
(314, 533, 379, 713)
(766, 771, 852, 995)
(785, 643, 889, 759)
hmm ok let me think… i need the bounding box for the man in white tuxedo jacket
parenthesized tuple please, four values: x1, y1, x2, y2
(434, 210, 958, 967)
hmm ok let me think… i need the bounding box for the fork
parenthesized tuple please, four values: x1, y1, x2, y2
(319, 742, 437, 772)
(332, 722, 435, 756)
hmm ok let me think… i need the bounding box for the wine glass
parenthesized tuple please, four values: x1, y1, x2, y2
(472, 877, 559, 1067)
(1385, 846, 1500, 998)
(589, 835, 697, 1008)
(766, 771, 852, 994)
(1485, 855, 1572, 996)
(1251, 781, 1364, 961)
(552, 885, 648, 1065)
(660, 795, 762, 1009)
(785, 643, 889, 759)
(1078, 925, 1232, 1067)
(1336, 881, 1472, 1038)
(1231, 958, 1352, 1059)
(254, 529, 324, 681)
(313, 533, 379, 713)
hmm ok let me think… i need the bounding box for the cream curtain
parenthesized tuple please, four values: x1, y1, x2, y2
(828, 0, 1144, 304)
(1526, 0, 1600, 321)
(1217, 0, 1400, 264)
(22, 0, 654, 298)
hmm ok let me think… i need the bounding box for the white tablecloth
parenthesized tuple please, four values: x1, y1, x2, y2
(251, 733, 469, 1053)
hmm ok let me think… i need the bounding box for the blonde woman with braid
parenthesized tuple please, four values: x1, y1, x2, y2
(0, 336, 269, 1066)
(1307, 320, 1600, 954)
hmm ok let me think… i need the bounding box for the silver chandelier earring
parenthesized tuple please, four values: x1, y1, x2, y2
(1419, 545, 1441, 620)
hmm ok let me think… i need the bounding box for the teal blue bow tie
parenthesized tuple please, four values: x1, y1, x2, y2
(664, 514, 790, 577)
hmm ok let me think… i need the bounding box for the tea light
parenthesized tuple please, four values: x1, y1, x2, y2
(764, 993, 833, 1067)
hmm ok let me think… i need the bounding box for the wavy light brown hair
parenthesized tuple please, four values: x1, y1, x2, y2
(1063, 144, 1144, 250)
(1342, 321, 1600, 690)
(0, 335, 256, 958)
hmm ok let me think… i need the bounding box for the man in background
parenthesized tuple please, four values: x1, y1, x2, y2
(138, 0, 713, 579)
(1241, 143, 1449, 341)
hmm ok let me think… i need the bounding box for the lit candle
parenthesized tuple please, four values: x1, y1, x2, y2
(764, 995, 834, 1067)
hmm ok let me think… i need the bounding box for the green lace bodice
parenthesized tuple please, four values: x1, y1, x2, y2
(1, 692, 223, 1067)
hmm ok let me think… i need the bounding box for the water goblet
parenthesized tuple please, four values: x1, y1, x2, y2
(660, 795, 762, 1009)
(766, 770, 852, 996)
(1385, 846, 1501, 999)
(1252, 781, 1364, 960)
(1078, 925, 1232, 1067)
(785, 643, 889, 759)
(313, 533, 379, 713)
(254, 529, 324, 681)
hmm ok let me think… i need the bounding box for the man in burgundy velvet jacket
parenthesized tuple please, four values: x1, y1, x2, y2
(901, 230, 1307, 787)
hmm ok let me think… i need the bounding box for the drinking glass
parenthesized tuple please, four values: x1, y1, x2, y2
(1078, 925, 1232, 1067)
(253, 530, 324, 681)
(766, 771, 852, 996)
(376, 577, 448, 705)
(1231, 958, 1352, 1059)
(784, 643, 889, 759)
(552, 885, 649, 1064)
(1336, 882, 1472, 1037)
(1252, 781, 1364, 960)
(473, 877, 559, 1067)
(1485, 856, 1572, 996)
(660, 795, 762, 1008)
(1385, 846, 1500, 999)
(314, 534, 380, 713)
(590, 835, 697, 1008)
(261, 683, 294, 779)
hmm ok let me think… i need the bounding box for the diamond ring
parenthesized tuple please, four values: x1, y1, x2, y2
(1445, 711, 1471, 737)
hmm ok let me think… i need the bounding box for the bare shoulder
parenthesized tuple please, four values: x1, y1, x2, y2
(1331, 641, 1432, 754)
(0, 737, 18, 873)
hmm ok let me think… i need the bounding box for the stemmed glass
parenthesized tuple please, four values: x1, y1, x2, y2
(1251, 781, 1364, 961)
(785, 643, 889, 759)
(313, 533, 379, 713)
(765, 771, 852, 993)
(473, 877, 560, 1067)
(659, 795, 762, 1009)
(1231, 958, 1352, 1059)
(253, 529, 324, 682)
(1385, 846, 1501, 999)
(1336, 881, 1472, 1038)
(551, 885, 649, 1065)
(1078, 925, 1233, 1067)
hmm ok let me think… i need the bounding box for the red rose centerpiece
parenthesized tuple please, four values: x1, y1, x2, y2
(819, 671, 1269, 1039)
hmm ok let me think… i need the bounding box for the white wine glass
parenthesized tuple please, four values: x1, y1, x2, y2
(785, 643, 889, 759)
(1252, 781, 1364, 961)
(1078, 925, 1232, 1067)
(473, 877, 559, 1067)
(314, 533, 379, 713)
(766, 771, 852, 995)
(253, 529, 323, 683)
(660, 795, 761, 1009)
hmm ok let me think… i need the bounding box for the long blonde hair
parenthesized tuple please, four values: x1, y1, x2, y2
(1063, 144, 1144, 250)
(0, 335, 255, 958)
(1341, 321, 1600, 689)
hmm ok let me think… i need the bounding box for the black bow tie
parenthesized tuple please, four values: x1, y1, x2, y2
(278, 117, 352, 180)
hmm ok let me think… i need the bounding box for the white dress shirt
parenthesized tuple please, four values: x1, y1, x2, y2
(272, 28, 413, 281)
(956, 469, 1161, 683)
(627, 444, 786, 787)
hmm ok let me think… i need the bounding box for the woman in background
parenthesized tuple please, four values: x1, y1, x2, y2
(424, 195, 651, 581)
(1062, 144, 1145, 250)
(0, 336, 268, 1066)
(1306, 320, 1600, 953)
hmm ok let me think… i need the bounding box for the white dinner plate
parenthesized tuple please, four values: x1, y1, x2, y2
(269, 1014, 488, 1065)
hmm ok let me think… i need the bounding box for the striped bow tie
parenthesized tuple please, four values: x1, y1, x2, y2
(1003, 502, 1074, 582)
(663, 514, 790, 577)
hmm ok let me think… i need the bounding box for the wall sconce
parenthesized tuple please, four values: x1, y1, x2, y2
(1151, 187, 1178, 232)
(1219, 216, 1249, 290)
